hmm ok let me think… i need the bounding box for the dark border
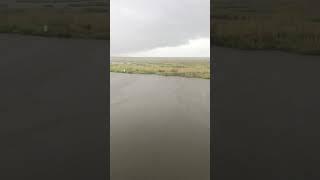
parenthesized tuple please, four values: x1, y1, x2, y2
(210, 0, 214, 179)
(107, 0, 110, 179)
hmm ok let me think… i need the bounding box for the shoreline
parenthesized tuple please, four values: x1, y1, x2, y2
(0, 32, 108, 40)
(212, 43, 320, 57)
(110, 60, 210, 79)
(110, 72, 210, 80)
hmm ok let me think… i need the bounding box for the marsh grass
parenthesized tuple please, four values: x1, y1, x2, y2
(0, 8, 108, 39)
(213, 0, 320, 54)
(111, 58, 210, 79)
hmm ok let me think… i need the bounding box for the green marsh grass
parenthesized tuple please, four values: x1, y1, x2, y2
(0, 8, 108, 39)
(111, 58, 210, 79)
(212, 0, 320, 54)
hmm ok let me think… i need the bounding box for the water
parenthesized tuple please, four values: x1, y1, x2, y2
(213, 46, 320, 179)
(110, 73, 210, 180)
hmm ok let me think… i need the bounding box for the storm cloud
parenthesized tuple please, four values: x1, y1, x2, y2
(111, 0, 210, 56)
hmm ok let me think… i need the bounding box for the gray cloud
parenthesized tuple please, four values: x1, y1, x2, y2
(111, 0, 210, 56)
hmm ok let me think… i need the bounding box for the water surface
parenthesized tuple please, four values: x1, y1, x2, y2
(111, 73, 210, 180)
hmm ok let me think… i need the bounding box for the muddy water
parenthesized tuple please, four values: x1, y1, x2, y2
(110, 73, 210, 180)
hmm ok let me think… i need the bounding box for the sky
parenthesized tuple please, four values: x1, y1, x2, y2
(111, 0, 210, 57)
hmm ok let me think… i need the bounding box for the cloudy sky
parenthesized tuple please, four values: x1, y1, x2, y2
(111, 0, 210, 57)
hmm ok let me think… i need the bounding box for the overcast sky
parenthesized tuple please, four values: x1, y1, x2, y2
(111, 0, 210, 57)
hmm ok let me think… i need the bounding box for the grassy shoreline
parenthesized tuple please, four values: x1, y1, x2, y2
(212, 0, 320, 55)
(110, 58, 210, 79)
(0, 8, 108, 39)
(213, 39, 320, 56)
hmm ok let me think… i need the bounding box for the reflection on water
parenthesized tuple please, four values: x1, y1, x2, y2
(110, 73, 210, 180)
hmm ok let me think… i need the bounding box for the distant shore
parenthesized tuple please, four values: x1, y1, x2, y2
(110, 58, 210, 79)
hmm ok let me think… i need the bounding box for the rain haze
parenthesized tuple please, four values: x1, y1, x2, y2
(111, 0, 210, 57)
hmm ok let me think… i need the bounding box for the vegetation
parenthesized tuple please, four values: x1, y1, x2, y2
(212, 0, 320, 54)
(110, 58, 210, 79)
(0, 2, 108, 39)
